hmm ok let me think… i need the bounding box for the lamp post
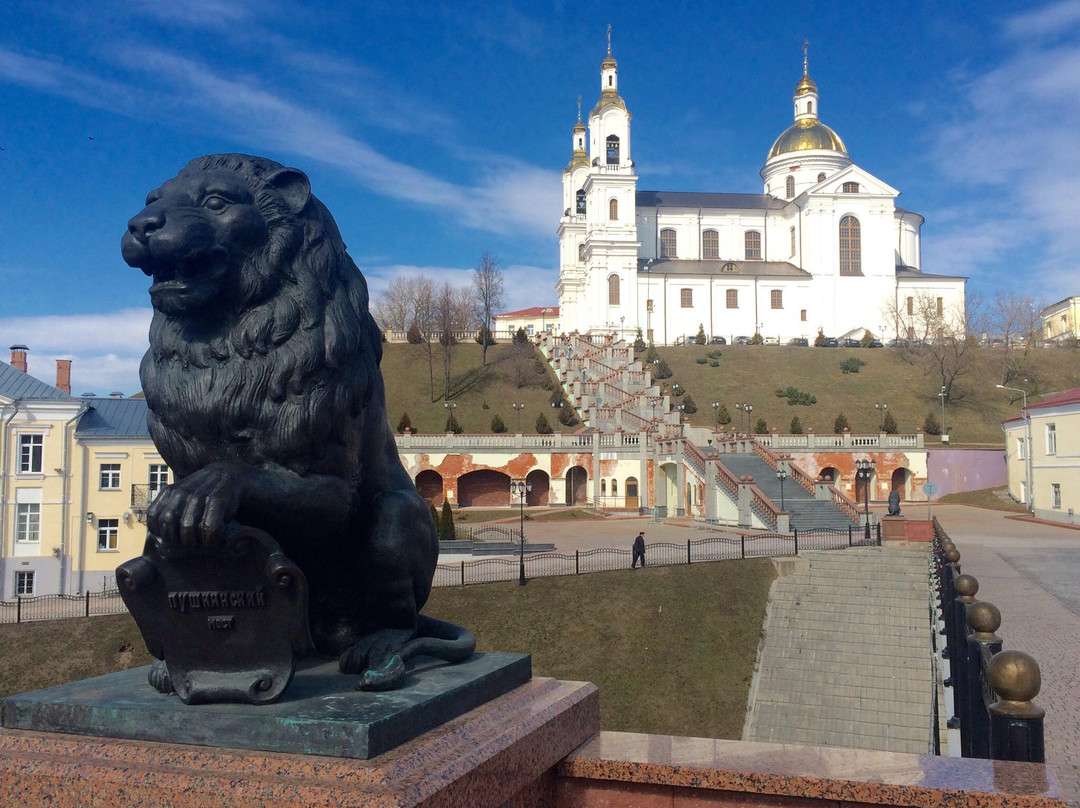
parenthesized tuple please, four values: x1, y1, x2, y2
(677, 402, 686, 422)
(997, 383, 1033, 514)
(510, 480, 532, 585)
(875, 402, 887, 430)
(512, 402, 525, 433)
(776, 466, 787, 511)
(855, 458, 876, 542)
(443, 401, 457, 433)
(541, 307, 552, 334)
(711, 400, 721, 431)
(672, 383, 681, 398)
(939, 386, 948, 443)
(743, 403, 754, 433)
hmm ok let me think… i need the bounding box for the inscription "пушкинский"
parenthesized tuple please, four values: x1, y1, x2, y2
(167, 589, 266, 613)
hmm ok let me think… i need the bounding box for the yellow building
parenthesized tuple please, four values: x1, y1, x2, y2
(2, 350, 165, 597)
(492, 306, 561, 339)
(1001, 387, 1080, 526)
(1041, 296, 1080, 343)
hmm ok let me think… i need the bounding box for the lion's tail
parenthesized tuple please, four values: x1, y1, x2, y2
(398, 614, 476, 665)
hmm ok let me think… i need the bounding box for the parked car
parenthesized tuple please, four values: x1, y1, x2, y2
(820, 337, 839, 347)
(887, 338, 910, 348)
(710, 336, 727, 345)
(841, 338, 861, 348)
(867, 339, 883, 348)
(734, 335, 751, 345)
(763, 336, 780, 346)
(787, 337, 809, 346)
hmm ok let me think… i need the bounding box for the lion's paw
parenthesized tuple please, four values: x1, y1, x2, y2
(147, 464, 243, 554)
(339, 628, 413, 691)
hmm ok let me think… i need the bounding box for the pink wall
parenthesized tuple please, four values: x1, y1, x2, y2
(927, 448, 1006, 498)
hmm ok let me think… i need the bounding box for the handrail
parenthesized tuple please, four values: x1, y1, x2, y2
(826, 484, 860, 521)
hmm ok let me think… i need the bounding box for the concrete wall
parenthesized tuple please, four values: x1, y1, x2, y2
(926, 448, 1006, 499)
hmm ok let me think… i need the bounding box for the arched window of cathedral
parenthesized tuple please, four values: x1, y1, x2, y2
(578, 243, 586, 262)
(611, 479, 618, 496)
(606, 135, 620, 165)
(601, 479, 607, 495)
(721, 262, 738, 273)
(726, 289, 738, 309)
(789, 227, 796, 257)
(786, 175, 795, 198)
(576, 188, 586, 214)
(702, 229, 719, 259)
(807, 101, 813, 114)
(660, 229, 677, 258)
(817, 172, 826, 183)
(609, 198, 618, 221)
(744, 231, 762, 260)
(842, 182, 860, 193)
(608, 274, 621, 305)
(839, 215, 862, 275)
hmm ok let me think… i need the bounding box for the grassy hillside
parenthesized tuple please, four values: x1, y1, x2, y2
(380, 339, 1080, 446)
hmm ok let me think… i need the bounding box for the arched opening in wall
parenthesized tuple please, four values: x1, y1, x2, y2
(807, 101, 813, 114)
(606, 135, 620, 165)
(458, 469, 512, 507)
(686, 483, 693, 509)
(415, 470, 444, 505)
(600, 479, 607, 496)
(611, 479, 618, 497)
(609, 198, 618, 221)
(786, 175, 795, 198)
(854, 472, 876, 504)
(625, 477, 639, 509)
(658, 462, 678, 515)
(891, 468, 912, 501)
(578, 242, 586, 262)
(839, 215, 862, 275)
(565, 466, 588, 506)
(608, 274, 621, 305)
(576, 188, 586, 214)
(526, 469, 550, 506)
(820, 466, 838, 483)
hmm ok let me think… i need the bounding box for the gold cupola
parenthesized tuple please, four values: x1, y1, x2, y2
(592, 25, 627, 116)
(565, 98, 590, 171)
(767, 41, 847, 159)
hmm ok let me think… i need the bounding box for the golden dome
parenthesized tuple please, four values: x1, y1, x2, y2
(573, 120, 586, 133)
(591, 90, 627, 116)
(794, 74, 817, 96)
(768, 118, 847, 159)
(602, 54, 617, 69)
(564, 151, 590, 172)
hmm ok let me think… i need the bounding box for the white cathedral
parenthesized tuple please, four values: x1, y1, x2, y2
(556, 44, 967, 344)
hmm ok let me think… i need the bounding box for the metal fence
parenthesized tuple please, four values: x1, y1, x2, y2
(0, 525, 881, 623)
(932, 518, 1045, 762)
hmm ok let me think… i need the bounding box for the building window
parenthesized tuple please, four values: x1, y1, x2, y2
(606, 135, 620, 165)
(600, 479, 606, 496)
(646, 298, 654, 312)
(771, 289, 783, 309)
(721, 262, 738, 273)
(1017, 436, 1027, 460)
(785, 175, 795, 198)
(744, 231, 762, 260)
(578, 242, 586, 262)
(576, 188, 586, 214)
(839, 215, 861, 275)
(660, 229, 677, 258)
(807, 101, 813, 114)
(936, 297, 943, 316)
(608, 274, 621, 305)
(611, 479, 618, 496)
(148, 465, 170, 496)
(18, 434, 43, 473)
(15, 571, 35, 596)
(842, 182, 860, 193)
(99, 463, 121, 490)
(526, 324, 534, 336)
(726, 289, 738, 309)
(15, 503, 40, 543)
(906, 296, 914, 315)
(790, 226, 796, 257)
(97, 518, 119, 551)
(1047, 423, 1057, 455)
(801, 309, 807, 321)
(609, 198, 618, 221)
(1051, 483, 1062, 509)
(817, 172, 826, 182)
(680, 288, 693, 308)
(702, 229, 719, 259)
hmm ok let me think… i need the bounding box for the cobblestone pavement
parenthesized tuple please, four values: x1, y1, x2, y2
(933, 505, 1080, 807)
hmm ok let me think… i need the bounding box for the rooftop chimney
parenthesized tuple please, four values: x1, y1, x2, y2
(55, 359, 72, 394)
(9, 345, 28, 373)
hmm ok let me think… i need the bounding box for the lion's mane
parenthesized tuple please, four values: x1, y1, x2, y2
(141, 154, 383, 482)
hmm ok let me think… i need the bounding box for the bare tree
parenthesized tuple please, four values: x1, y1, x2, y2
(472, 250, 504, 366)
(986, 291, 1043, 385)
(435, 283, 475, 401)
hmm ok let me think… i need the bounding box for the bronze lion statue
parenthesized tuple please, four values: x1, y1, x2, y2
(120, 153, 472, 692)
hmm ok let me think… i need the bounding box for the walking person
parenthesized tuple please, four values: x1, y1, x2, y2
(632, 531, 646, 569)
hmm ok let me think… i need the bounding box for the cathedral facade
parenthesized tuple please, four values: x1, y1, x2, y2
(556, 46, 966, 345)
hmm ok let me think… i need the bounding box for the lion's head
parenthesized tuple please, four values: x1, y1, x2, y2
(126, 154, 384, 480)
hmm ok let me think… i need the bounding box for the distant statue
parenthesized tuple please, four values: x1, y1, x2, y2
(888, 489, 902, 516)
(117, 154, 474, 703)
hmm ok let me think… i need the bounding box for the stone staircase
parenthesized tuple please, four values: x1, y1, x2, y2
(744, 547, 935, 754)
(718, 453, 857, 531)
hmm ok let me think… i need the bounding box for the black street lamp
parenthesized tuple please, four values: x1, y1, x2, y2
(444, 401, 457, 433)
(874, 402, 887, 430)
(855, 458, 876, 542)
(512, 402, 525, 433)
(510, 479, 532, 585)
(776, 466, 787, 511)
(711, 400, 721, 431)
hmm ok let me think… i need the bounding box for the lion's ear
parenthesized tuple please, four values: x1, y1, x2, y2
(266, 168, 311, 214)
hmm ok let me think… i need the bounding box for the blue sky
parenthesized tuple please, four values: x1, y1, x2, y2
(1, 0, 1077, 394)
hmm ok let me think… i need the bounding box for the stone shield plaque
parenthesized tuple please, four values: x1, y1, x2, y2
(116, 526, 313, 705)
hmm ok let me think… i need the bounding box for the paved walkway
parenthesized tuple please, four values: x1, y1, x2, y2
(743, 546, 935, 754)
(932, 504, 1080, 807)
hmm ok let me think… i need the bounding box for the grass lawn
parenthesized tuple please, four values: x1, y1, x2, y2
(651, 344, 1080, 445)
(938, 486, 1028, 512)
(426, 558, 774, 739)
(0, 559, 774, 741)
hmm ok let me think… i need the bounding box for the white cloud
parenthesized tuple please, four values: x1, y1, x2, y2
(0, 309, 151, 395)
(1003, 0, 1080, 40)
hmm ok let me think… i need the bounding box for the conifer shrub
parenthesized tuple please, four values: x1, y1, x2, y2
(882, 411, 899, 434)
(396, 412, 412, 433)
(790, 415, 804, 434)
(535, 413, 554, 434)
(753, 417, 768, 434)
(439, 500, 456, 541)
(834, 412, 850, 433)
(491, 414, 507, 433)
